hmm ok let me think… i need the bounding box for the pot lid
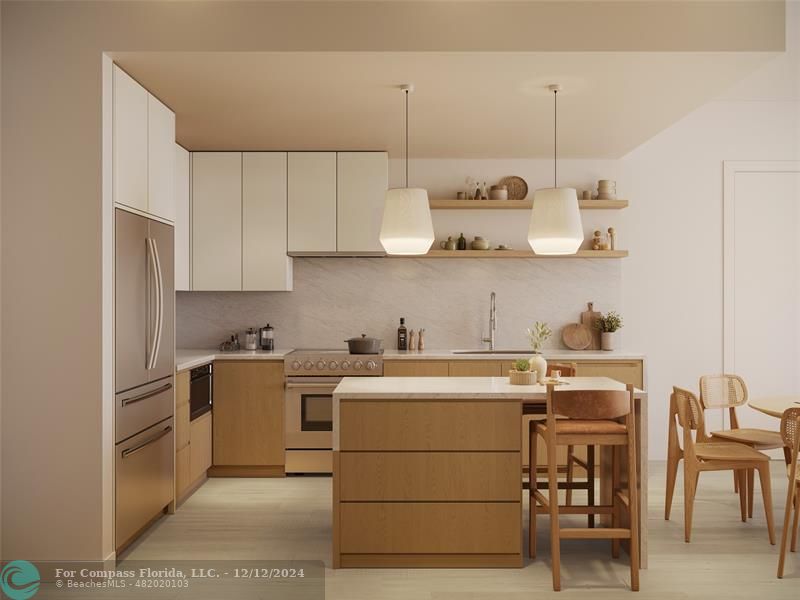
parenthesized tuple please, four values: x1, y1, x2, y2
(345, 334, 381, 343)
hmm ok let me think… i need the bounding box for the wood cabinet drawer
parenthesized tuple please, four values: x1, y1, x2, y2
(176, 445, 191, 499)
(339, 502, 520, 554)
(575, 360, 643, 389)
(384, 361, 449, 377)
(448, 361, 503, 377)
(175, 401, 190, 451)
(339, 452, 520, 501)
(339, 400, 521, 451)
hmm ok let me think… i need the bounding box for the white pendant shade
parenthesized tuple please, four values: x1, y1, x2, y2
(527, 187, 583, 255)
(379, 188, 435, 255)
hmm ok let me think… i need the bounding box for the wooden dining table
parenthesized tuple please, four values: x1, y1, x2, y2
(749, 396, 800, 419)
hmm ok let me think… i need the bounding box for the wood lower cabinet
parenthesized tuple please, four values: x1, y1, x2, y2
(211, 360, 285, 476)
(190, 412, 213, 483)
(175, 370, 213, 504)
(384, 360, 448, 377)
(448, 360, 503, 377)
(334, 398, 522, 568)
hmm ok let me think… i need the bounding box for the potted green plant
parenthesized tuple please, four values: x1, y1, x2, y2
(508, 358, 534, 385)
(595, 311, 623, 351)
(525, 321, 552, 383)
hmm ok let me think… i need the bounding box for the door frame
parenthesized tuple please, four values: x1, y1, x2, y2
(723, 161, 800, 378)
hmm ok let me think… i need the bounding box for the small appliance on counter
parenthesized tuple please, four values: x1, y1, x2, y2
(219, 334, 241, 352)
(260, 324, 274, 351)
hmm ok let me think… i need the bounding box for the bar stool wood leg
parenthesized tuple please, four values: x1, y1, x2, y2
(611, 446, 621, 559)
(529, 420, 538, 559)
(588, 445, 596, 528)
(547, 427, 562, 592)
(626, 408, 640, 592)
(565, 445, 575, 505)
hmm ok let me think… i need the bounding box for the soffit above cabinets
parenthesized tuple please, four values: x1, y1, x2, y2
(111, 50, 775, 159)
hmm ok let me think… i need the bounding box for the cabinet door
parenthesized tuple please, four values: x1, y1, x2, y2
(113, 65, 148, 213)
(383, 361, 449, 377)
(213, 361, 284, 466)
(288, 152, 337, 253)
(147, 94, 176, 222)
(175, 371, 191, 451)
(448, 361, 503, 377)
(176, 445, 191, 500)
(192, 152, 242, 290)
(174, 145, 191, 290)
(190, 412, 213, 482)
(243, 153, 292, 291)
(336, 152, 388, 253)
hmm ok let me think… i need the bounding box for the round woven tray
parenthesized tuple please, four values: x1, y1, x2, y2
(498, 176, 528, 200)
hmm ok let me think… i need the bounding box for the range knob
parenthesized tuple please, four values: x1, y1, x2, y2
(328, 360, 339, 370)
(353, 360, 364, 370)
(303, 360, 314, 370)
(366, 360, 377, 371)
(341, 360, 351, 369)
(316, 360, 327, 370)
(291, 360, 302, 370)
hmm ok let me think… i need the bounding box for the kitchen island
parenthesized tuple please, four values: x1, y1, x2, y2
(332, 376, 647, 569)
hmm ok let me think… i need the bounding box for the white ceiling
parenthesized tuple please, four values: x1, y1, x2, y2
(114, 50, 773, 158)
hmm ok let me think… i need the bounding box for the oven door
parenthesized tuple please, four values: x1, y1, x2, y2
(285, 378, 336, 449)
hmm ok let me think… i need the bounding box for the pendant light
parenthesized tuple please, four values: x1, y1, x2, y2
(527, 84, 583, 255)
(379, 84, 434, 255)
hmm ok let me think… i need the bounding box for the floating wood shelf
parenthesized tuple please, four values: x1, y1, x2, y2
(429, 199, 628, 210)
(405, 249, 629, 259)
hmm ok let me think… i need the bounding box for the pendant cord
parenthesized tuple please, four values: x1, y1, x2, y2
(553, 89, 558, 188)
(404, 89, 409, 188)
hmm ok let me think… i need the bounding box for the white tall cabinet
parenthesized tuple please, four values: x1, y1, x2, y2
(337, 152, 388, 253)
(288, 152, 337, 253)
(112, 64, 175, 223)
(174, 145, 191, 291)
(192, 153, 243, 291)
(243, 153, 292, 291)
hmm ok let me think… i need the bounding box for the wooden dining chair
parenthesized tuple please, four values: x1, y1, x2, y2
(530, 383, 640, 591)
(699, 374, 784, 518)
(777, 407, 800, 578)
(672, 386, 776, 544)
(524, 363, 595, 524)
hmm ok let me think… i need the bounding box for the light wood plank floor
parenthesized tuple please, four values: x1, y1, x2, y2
(123, 462, 799, 598)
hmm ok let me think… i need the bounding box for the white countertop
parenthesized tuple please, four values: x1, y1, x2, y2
(176, 348, 292, 372)
(334, 376, 646, 400)
(382, 349, 645, 360)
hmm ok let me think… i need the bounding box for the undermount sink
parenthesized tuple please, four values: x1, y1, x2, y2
(452, 349, 531, 355)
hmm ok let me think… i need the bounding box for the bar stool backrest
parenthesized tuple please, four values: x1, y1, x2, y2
(548, 387, 631, 420)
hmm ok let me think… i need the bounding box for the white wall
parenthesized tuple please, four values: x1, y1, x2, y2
(620, 1, 800, 459)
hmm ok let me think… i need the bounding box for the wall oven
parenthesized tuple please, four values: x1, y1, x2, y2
(189, 363, 213, 420)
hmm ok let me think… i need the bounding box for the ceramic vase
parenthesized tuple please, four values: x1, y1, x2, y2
(529, 353, 547, 384)
(601, 331, 616, 351)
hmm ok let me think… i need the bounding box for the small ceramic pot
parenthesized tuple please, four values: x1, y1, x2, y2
(489, 186, 508, 200)
(471, 236, 490, 250)
(440, 237, 457, 251)
(529, 353, 548, 384)
(601, 331, 616, 351)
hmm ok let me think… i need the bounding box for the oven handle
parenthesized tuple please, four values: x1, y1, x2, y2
(285, 382, 339, 390)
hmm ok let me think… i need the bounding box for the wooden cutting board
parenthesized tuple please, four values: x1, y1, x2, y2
(562, 323, 592, 350)
(580, 302, 601, 350)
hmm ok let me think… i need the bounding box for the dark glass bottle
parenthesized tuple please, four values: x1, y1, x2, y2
(397, 318, 408, 351)
(457, 233, 467, 250)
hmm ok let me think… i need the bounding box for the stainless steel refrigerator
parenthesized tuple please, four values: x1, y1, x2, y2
(114, 208, 175, 550)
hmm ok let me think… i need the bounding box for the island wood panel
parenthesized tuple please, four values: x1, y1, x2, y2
(339, 502, 521, 555)
(339, 400, 521, 451)
(339, 452, 520, 501)
(212, 361, 285, 474)
(383, 360, 449, 377)
(448, 360, 503, 377)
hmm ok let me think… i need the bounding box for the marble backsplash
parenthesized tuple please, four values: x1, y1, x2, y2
(177, 257, 621, 350)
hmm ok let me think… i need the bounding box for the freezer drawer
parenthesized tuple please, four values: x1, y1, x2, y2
(115, 417, 174, 549)
(116, 377, 174, 444)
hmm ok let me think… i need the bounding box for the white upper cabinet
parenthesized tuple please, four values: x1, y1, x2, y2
(112, 64, 176, 222)
(336, 152, 388, 253)
(192, 153, 242, 291)
(243, 153, 293, 291)
(288, 152, 337, 253)
(147, 95, 176, 222)
(113, 66, 148, 213)
(174, 145, 191, 291)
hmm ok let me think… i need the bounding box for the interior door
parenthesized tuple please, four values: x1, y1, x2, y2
(148, 219, 175, 383)
(726, 164, 800, 440)
(115, 209, 149, 392)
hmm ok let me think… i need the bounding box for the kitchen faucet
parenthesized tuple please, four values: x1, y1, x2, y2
(481, 291, 496, 350)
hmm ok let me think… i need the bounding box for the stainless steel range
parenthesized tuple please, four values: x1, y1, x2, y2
(284, 350, 384, 474)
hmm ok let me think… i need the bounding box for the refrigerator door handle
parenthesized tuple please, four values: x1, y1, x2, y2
(146, 238, 159, 370)
(151, 237, 164, 369)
